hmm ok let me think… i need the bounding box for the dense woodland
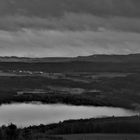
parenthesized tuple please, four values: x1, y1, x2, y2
(0, 124, 64, 140)
(0, 116, 140, 140)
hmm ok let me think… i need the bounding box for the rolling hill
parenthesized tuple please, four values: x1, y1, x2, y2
(1, 54, 140, 63)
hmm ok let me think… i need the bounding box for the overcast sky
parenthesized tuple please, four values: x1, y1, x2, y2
(0, 29, 140, 57)
(0, 14, 139, 57)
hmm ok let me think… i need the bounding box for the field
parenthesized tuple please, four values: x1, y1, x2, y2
(0, 71, 139, 109)
(61, 134, 140, 140)
(0, 60, 140, 139)
(0, 62, 140, 109)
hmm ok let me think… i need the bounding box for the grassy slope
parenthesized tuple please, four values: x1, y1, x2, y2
(61, 134, 140, 140)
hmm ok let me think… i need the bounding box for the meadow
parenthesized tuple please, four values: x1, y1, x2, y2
(61, 134, 140, 140)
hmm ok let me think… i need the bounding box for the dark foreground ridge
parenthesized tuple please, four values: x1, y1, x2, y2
(0, 116, 140, 140)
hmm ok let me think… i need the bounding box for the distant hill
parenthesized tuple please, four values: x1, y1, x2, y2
(1, 54, 140, 63)
(75, 54, 140, 63)
(0, 0, 140, 17)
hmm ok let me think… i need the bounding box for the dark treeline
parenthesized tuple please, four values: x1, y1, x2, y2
(1, 62, 140, 73)
(1, 116, 140, 140)
(28, 116, 140, 135)
(0, 91, 115, 109)
(0, 124, 64, 140)
(0, 89, 133, 110)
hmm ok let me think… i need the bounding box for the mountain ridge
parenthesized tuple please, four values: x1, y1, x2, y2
(1, 53, 140, 63)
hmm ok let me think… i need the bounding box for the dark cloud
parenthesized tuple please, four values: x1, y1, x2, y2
(0, 0, 140, 17)
(0, 13, 140, 33)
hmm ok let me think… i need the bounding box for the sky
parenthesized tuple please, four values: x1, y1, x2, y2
(0, 13, 139, 57)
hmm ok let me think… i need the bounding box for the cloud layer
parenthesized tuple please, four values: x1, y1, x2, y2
(0, 29, 140, 57)
(0, 13, 140, 33)
(0, 13, 139, 57)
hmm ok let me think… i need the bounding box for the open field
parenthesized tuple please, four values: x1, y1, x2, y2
(61, 134, 140, 140)
(0, 60, 140, 139)
(0, 63, 139, 110)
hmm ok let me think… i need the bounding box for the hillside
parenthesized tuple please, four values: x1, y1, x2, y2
(1, 54, 140, 63)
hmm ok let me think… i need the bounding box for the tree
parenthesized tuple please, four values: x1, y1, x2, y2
(22, 129, 32, 140)
(5, 123, 18, 140)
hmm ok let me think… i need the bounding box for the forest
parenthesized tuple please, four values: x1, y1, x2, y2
(0, 116, 140, 140)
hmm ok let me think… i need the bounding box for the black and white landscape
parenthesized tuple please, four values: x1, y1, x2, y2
(0, 0, 140, 140)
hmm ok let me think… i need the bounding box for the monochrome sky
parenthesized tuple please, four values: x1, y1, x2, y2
(0, 0, 140, 57)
